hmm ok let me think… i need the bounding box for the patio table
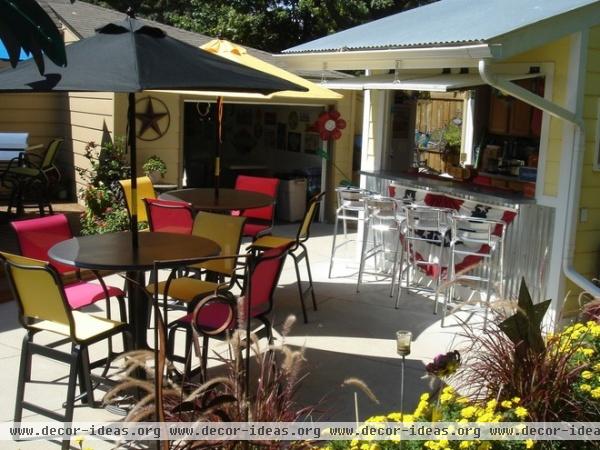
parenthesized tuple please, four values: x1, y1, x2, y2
(49, 231, 221, 350)
(159, 187, 274, 213)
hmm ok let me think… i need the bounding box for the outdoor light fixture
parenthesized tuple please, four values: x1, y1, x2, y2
(396, 330, 412, 428)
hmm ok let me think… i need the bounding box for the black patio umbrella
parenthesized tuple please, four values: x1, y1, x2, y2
(0, 0, 70, 73)
(0, 14, 306, 248)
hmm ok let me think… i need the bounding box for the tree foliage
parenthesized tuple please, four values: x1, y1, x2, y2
(86, 0, 437, 52)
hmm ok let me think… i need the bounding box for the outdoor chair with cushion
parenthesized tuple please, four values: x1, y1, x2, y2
(166, 245, 289, 377)
(147, 212, 246, 322)
(232, 175, 279, 239)
(11, 214, 127, 355)
(118, 176, 156, 224)
(1, 138, 63, 216)
(250, 191, 325, 323)
(144, 198, 193, 234)
(1, 252, 130, 450)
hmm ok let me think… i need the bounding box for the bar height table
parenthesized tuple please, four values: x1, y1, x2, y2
(160, 187, 274, 212)
(49, 231, 221, 350)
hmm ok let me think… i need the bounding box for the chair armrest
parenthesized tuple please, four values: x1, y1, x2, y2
(190, 292, 236, 336)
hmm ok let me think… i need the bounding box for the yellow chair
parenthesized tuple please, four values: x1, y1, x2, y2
(251, 192, 325, 323)
(149, 212, 246, 311)
(1, 252, 129, 450)
(118, 176, 156, 223)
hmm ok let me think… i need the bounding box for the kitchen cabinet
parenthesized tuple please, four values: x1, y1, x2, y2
(488, 79, 535, 137)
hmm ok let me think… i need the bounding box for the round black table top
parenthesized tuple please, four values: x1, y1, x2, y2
(49, 231, 221, 271)
(160, 188, 274, 212)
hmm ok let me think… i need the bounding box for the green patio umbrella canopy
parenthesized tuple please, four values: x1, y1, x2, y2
(0, 14, 307, 248)
(0, 0, 69, 74)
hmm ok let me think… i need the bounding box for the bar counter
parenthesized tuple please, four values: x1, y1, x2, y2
(361, 170, 535, 207)
(360, 170, 555, 303)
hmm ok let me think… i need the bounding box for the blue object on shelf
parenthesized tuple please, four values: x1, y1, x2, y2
(519, 166, 537, 182)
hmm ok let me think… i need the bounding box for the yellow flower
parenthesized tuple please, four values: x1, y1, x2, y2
(478, 443, 492, 450)
(402, 414, 415, 423)
(501, 400, 513, 409)
(425, 441, 439, 450)
(369, 444, 380, 450)
(440, 392, 454, 404)
(420, 392, 431, 402)
(461, 406, 477, 419)
(512, 397, 521, 404)
(73, 436, 84, 447)
(486, 399, 497, 411)
(514, 406, 529, 419)
(387, 412, 403, 422)
(456, 396, 469, 404)
(580, 348, 595, 357)
(581, 370, 593, 380)
(476, 412, 494, 423)
(442, 385, 455, 395)
(593, 362, 600, 371)
(439, 439, 449, 449)
(366, 415, 386, 423)
(580, 383, 592, 393)
(460, 442, 473, 449)
(525, 439, 535, 449)
(360, 444, 370, 450)
(591, 387, 600, 399)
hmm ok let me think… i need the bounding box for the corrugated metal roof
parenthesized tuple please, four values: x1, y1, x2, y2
(284, 0, 599, 53)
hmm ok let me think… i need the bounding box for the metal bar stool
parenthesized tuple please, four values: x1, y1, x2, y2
(394, 205, 453, 312)
(443, 214, 506, 329)
(328, 187, 371, 278)
(356, 195, 401, 292)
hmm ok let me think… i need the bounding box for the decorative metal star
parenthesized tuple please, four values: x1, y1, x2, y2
(499, 277, 551, 356)
(135, 97, 169, 139)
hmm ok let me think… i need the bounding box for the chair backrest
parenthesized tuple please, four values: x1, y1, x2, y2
(118, 176, 156, 223)
(297, 191, 325, 243)
(144, 198, 193, 234)
(246, 245, 289, 316)
(451, 215, 500, 251)
(192, 212, 246, 276)
(11, 213, 74, 274)
(364, 195, 398, 220)
(336, 186, 368, 211)
(41, 138, 63, 169)
(234, 175, 279, 221)
(403, 205, 453, 250)
(0, 252, 73, 332)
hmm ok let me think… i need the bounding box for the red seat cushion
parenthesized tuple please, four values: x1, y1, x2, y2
(176, 302, 235, 333)
(64, 281, 124, 310)
(242, 222, 271, 237)
(234, 175, 278, 222)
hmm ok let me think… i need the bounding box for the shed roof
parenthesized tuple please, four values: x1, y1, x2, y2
(284, 0, 599, 54)
(45, 0, 351, 80)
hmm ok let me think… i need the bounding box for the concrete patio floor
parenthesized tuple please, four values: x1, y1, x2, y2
(0, 218, 483, 449)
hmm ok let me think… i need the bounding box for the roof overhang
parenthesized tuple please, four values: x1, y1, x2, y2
(276, 44, 494, 71)
(321, 69, 541, 92)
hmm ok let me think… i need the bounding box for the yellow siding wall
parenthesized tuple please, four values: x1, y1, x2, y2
(573, 25, 600, 286)
(506, 35, 572, 198)
(114, 92, 182, 186)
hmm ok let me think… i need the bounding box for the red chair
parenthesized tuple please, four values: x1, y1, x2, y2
(10, 214, 126, 320)
(144, 198, 194, 234)
(166, 245, 289, 375)
(233, 175, 279, 238)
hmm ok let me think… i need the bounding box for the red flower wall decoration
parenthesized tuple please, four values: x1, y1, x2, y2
(316, 110, 346, 141)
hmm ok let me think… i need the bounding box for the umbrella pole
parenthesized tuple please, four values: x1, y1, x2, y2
(214, 96, 223, 200)
(128, 92, 139, 249)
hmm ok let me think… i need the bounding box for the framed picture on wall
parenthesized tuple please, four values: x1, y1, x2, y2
(264, 129, 276, 149)
(287, 132, 301, 153)
(236, 108, 253, 126)
(304, 132, 320, 154)
(264, 111, 277, 126)
(276, 123, 287, 151)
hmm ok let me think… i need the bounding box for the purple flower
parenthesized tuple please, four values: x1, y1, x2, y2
(426, 351, 461, 377)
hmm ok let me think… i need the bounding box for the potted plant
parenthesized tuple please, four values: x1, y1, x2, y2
(142, 154, 167, 183)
